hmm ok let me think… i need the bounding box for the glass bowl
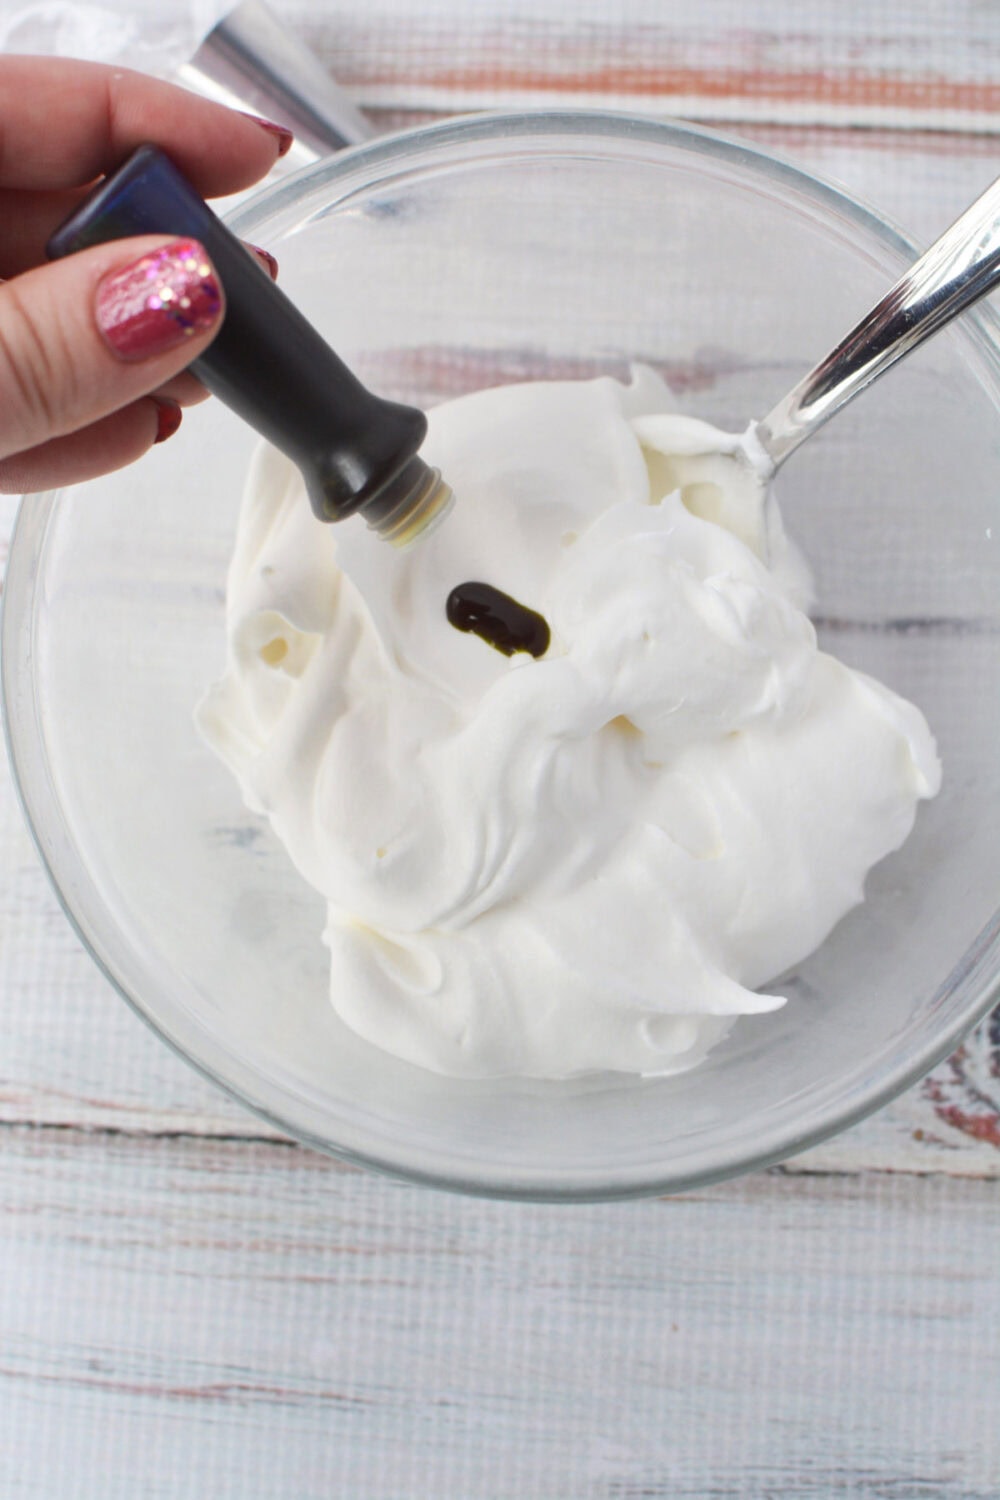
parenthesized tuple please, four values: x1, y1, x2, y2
(4, 112, 1000, 1201)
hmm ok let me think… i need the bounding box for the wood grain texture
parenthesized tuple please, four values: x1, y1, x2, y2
(1, 8, 1000, 1495)
(289, 0, 1000, 132)
(0, 1130, 998, 1500)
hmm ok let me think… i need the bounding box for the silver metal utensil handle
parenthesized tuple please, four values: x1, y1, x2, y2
(755, 175, 1000, 469)
(178, 0, 373, 163)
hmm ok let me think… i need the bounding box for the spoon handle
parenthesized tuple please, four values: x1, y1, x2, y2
(755, 175, 1000, 468)
(178, 0, 373, 161)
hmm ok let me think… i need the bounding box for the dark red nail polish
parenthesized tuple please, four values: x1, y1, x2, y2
(152, 399, 182, 444)
(240, 112, 294, 157)
(247, 243, 279, 280)
(96, 239, 222, 362)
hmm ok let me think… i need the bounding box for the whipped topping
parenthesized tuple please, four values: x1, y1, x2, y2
(198, 367, 941, 1079)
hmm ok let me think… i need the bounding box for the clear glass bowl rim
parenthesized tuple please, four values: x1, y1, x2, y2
(4, 108, 1000, 1202)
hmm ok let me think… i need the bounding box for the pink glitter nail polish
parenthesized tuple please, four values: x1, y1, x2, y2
(96, 240, 222, 362)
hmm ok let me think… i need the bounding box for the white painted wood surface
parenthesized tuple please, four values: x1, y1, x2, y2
(1, 3, 999, 1494)
(1, 1136, 998, 1499)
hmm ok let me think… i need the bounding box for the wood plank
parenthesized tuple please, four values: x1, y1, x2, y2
(0, 1130, 997, 1499)
(0, 14, 998, 1497)
(293, 0, 1000, 132)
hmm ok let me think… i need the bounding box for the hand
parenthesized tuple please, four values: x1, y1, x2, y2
(0, 55, 291, 492)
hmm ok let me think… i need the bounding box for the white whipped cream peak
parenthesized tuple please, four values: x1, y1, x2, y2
(198, 367, 940, 1079)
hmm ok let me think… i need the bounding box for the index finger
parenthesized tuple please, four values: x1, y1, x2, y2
(0, 56, 290, 194)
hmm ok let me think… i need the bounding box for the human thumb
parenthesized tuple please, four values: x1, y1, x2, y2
(0, 236, 223, 460)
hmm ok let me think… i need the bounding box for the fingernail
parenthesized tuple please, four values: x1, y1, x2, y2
(152, 398, 182, 444)
(246, 243, 279, 280)
(240, 112, 294, 157)
(96, 239, 222, 362)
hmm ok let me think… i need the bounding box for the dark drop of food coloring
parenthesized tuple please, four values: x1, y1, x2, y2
(446, 581, 550, 658)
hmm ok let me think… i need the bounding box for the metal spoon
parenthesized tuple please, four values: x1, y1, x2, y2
(746, 175, 1000, 476)
(179, 0, 373, 166)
